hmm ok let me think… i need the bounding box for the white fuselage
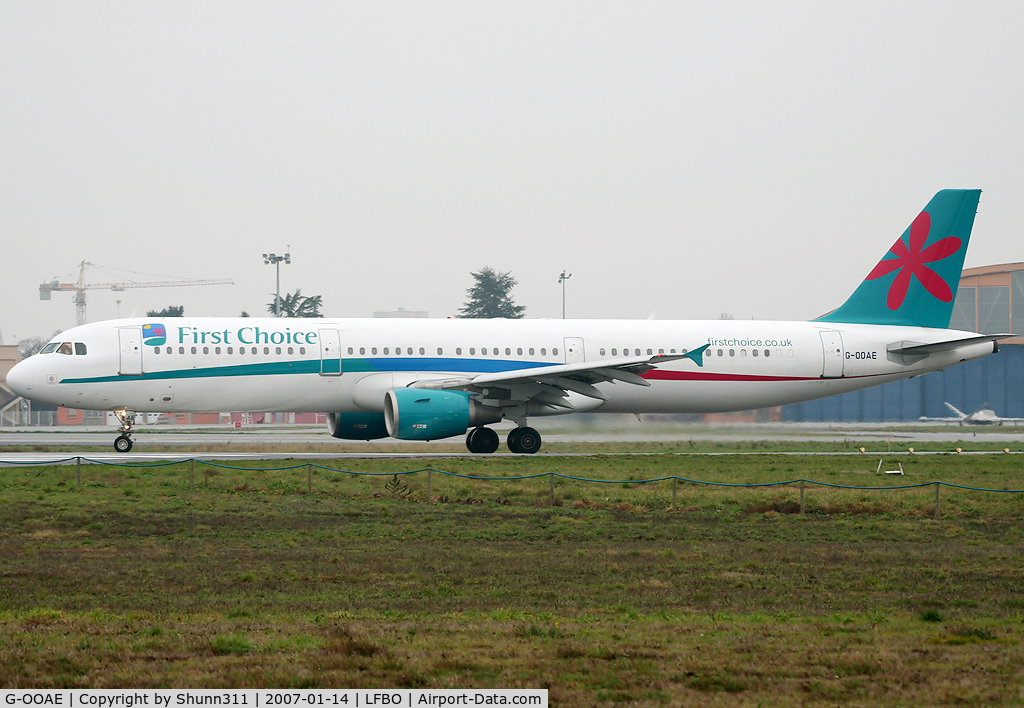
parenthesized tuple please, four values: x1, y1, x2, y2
(7, 317, 995, 420)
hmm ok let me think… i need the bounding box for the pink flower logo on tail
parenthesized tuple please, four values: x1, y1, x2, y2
(865, 211, 961, 310)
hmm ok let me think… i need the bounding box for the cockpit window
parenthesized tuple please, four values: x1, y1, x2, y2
(56, 342, 73, 355)
(75, 342, 87, 355)
(40, 343, 59, 354)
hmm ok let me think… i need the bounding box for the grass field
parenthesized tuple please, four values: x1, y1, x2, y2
(1, 451, 1023, 705)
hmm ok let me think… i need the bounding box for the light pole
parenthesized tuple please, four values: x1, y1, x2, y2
(263, 250, 291, 317)
(558, 270, 572, 319)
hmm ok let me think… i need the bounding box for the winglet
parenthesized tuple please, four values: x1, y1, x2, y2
(682, 344, 709, 368)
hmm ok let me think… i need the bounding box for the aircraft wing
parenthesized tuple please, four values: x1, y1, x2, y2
(411, 346, 709, 409)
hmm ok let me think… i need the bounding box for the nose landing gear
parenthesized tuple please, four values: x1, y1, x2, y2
(113, 410, 136, 453)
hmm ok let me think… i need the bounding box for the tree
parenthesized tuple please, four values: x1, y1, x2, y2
(267, 289, 324, 318)
(147, 306, 184, 317)
(459, 267, 526, 319)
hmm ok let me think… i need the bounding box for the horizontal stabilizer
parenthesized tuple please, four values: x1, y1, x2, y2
(886, 333, 1011, 356)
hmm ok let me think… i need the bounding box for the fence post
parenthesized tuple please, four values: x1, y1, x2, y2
(76, 456, 81, 486)
(549, 473, 555, 506)
(426, 469, 432, 502)
(307, 463, 313, 495)
(190, 459, 195, 487)
(934, 482, 941, 518)
(799, 480, 805, 515)
(672, 477, 678, 511)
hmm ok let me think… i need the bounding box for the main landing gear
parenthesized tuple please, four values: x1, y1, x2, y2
(465, 426, 499, 454)
(507, 426, 542, 454)
(113, 410, 136, 453)
(465, 426, 543, 454)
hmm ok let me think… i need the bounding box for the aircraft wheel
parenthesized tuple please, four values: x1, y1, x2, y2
(508, 426, 541, 454)
(515, 426, 542, 454)
(466, 426, 499, 454)
(114, 435, 133, 453)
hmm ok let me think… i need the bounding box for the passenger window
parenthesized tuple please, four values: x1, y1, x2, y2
(239, 348, 244, 355)
(437, 347, 443, 355)
(600, 348, 606, 356)
(166, 346, 172, 354)
(540, 348, 546, 355)
(153, 347, 160, 354)
(299, 347, 306, 355)
(470, 348, 476, 355)
(75, 343, 87, 355)
(251, 347, 257, 354)
(670, 349, 676, 354)
(456, 347, 462, 355)
(647, 349, 653, 355)
(275, 347, 281, 354)
(215, 347, 221, 354)
(635, 349, 640, 356)
(409, 348, 414, 355)
(288, 347, 294, 355)
(227, 347, 234, 354)
(740, 349, 747, 357)
(191, 347, 197, 354)
(729, 349, 735, 357)
(263, 347, 270, 354)
(611, 348, 617, 356)
(359, 347, 365, 355)
(528, 348, 534, 355)
(347, 347, 354, 355)
(717, 349, 723, 357)
(384, 347, 390, 355)
(203, 346, 210, 354)
(752, 349, 759, 357)
(553, 348, 558, 356)
(371, 347, 377, 355)
(178, 346, 184, 354)
(505, 348, 511, 356)
(40, 343, 59, 354)
(517, 348, 522, 355)
(418, 347, 424, 355)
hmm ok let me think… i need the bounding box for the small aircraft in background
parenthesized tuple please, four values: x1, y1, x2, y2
(920, 402, 1024, 426)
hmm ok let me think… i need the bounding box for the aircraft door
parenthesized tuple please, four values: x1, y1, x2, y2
(118, 328, 143, 376)
(564, 337, 585, 364)
(319, 329, 342, 376)
(819, 330, 844, 378)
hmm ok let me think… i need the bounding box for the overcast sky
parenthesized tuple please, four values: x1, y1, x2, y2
(2, 1, 1023, 343)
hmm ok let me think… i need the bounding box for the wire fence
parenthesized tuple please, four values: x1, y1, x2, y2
(3, 455, 1023, 518)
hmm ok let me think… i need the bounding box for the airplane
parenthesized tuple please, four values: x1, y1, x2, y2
(6, 189, 1009, 454)
(919, 401, 1024, 426)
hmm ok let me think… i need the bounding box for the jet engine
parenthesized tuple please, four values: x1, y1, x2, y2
(384, 388, 501, 440)
(326, 411, 389, 440)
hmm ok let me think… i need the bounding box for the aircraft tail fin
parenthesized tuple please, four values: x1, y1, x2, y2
(816, 189, 981, 329)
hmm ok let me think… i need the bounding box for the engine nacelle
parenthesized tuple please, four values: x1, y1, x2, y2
(384, 388, 501, 441)
(326, 411, 389, 440)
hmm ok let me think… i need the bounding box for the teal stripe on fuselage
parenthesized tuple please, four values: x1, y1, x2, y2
(59, 357, 554, 385)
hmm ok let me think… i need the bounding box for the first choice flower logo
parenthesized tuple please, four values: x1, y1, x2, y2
(865, 211, 961, 311)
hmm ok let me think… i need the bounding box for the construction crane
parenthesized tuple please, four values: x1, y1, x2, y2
(40, 261, 234, 326)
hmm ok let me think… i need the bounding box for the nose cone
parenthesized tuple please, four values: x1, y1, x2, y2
(6, 358, 33, 398)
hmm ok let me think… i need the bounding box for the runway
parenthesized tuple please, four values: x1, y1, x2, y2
(0, 421, 1020, 464)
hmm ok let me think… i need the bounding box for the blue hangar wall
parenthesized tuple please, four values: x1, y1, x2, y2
(781, 344, 1024, 422)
